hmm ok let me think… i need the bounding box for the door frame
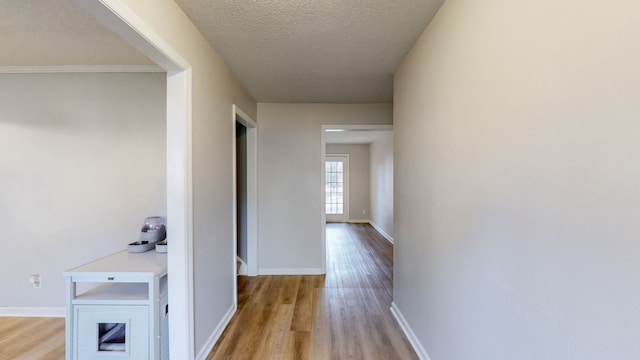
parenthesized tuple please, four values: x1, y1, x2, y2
(232, 105, 258, 283)
(320, 124, 393, 273)
(324, 154, 350, 223)
(71, 1, 195, 358)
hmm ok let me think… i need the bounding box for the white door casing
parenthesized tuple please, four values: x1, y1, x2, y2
(68, 1, 195, 358)
(232, 105, 258, 282)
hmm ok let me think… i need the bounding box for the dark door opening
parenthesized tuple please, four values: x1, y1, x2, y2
(236, 121, 248, 275)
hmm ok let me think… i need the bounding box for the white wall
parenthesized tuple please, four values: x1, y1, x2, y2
(257, 103, 392, 274)
(369, 131, 393, 241)
(393, 0, 640, 359)
(0, 72, 166, 310)
(326, 144, 370, 222)
(101, 0, 257, 355)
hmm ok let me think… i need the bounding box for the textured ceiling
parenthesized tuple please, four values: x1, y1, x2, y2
(2, 0, 444, 103)
(175, 0, 444, 103)
(0, 0, 154, 66)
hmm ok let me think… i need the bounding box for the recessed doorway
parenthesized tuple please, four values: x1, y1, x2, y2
(232, 105, 258, 286)
(320, 125, 394, 273)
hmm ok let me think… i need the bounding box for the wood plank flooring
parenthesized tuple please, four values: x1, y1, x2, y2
(0, 316, 65, 360)
(207, 223, 417, 360)
(0, 223, 415, 360)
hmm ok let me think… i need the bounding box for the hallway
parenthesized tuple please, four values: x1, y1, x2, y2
(207, 223, 417, 359)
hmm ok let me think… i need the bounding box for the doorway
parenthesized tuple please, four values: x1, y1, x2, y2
(236, 122, 249, 275)
(320, 125, 394, 273)
(232, 105, 258, 285)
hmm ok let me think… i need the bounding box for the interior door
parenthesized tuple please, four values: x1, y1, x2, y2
(325, 155, 349, 222)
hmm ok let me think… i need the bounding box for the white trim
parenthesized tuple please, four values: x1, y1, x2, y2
(370, 221, 394, 244)
(258, 268, 324, 275)
(320, 129, 328, 274)
(231, 108, 238, 306)
(0, 65, 163, 74)
(348, 219, 371, 223)
(390, 302, 432, 360)
(70, 1, 196, 359)
(233, 104, 259, 278)
(166, 69, 195, 360)
(195, 304, 236, 360)
(71, 0, 189, 71)
(0, 307, 65, 317)
(325, 124, 394, 132)
(321, 124, 394, 275)
(234, 105, 257, 128)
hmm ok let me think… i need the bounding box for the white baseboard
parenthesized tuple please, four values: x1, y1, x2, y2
(258, 268, 324, 275)
(370, 221, 394, 244)
(195, 304, 236, 360)
(390, 302, 432, 360)
(348, 219, 371, 223)
(0, 307, 65, 317)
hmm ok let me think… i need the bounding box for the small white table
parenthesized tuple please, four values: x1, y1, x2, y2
(63, 250, 168, 360)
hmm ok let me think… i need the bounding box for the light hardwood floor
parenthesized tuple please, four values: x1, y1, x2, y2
(207, 223, 418, 359)
(0, 223, 415, 360)
(0, 316, 65, 360)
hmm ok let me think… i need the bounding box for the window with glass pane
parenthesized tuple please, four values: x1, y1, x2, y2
(325, 161, 344, 214)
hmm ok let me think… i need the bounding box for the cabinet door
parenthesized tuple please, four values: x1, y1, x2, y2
(74, 305, 149, 360)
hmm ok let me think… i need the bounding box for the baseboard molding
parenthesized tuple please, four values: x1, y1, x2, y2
(0, 307, 65, 317)
(195, 304, 236, 360)
(370, 221, 394, 244)
(258, 268, 324, 275)
(348, 219, 371, 223)
(390, 302, 432, 360)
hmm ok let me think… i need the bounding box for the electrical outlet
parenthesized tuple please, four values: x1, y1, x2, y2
(362, 210, 366, 215)
(29, 274, 41, 288)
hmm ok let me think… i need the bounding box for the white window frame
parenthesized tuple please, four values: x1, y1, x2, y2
(325, 154, 349, 223)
